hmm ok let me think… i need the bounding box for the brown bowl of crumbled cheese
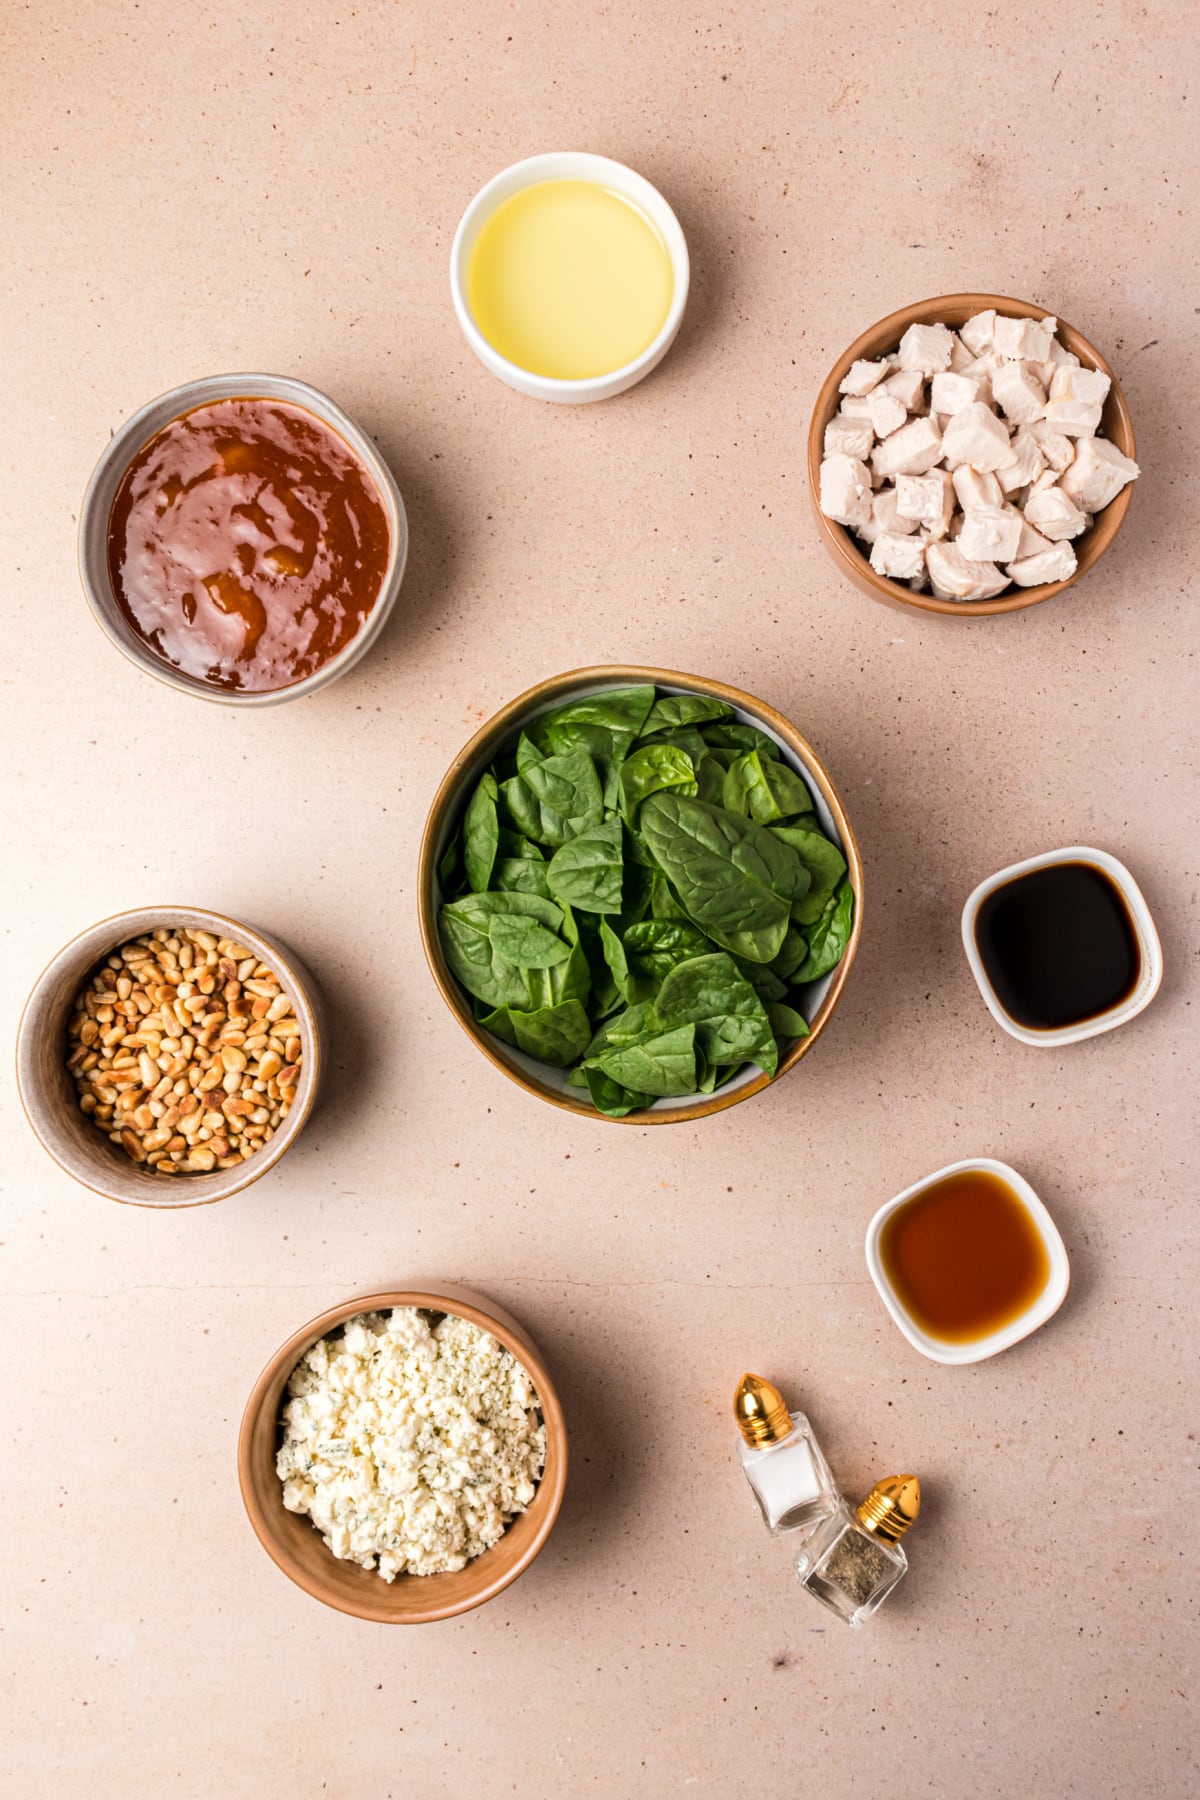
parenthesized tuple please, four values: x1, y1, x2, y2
(238, 1284, 568, 1622)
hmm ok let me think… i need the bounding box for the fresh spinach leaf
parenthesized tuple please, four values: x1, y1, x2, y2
(793, 875, 855, 981)
(546, 817, 624, 913)
(462, 773, 500, 893)
(654, 952, 779, 1076)
(768, 1001, 810, 1039)
(770, 823, 847, 924)
(723, 751, 815, 825)
(768, 923, 810, 983)
(525, 942, 591, 1010)
(501, 748, 604, 848)
(495, 855, 552, 898)
(619, 744, 698, 824)
(698, 721, 787, 760)
(580, 1066, 656, 1117)
(623, 919, 713, 986)
(639, 793, 810, 962)
(509, 1000, 592, 1067)
(589, 1023, 698, 1098)
(640, 694, 732, 735)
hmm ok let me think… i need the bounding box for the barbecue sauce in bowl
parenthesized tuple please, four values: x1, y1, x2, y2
(973, 860, 1140, 1031)
(107, 398, 391, 693)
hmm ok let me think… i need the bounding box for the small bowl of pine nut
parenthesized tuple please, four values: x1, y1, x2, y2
(16, 906, 323, 1207)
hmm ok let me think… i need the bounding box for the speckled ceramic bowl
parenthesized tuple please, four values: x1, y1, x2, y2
(418, 665, 863, 1123)
(78, 373, 408, 703)
(238, 1284, 568, 1623)
(807, 292, 1136, 617)
(15, 905, 322, 1207)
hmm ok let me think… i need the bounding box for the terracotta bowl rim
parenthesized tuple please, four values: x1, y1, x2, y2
(14, 904, 321, 1207)
(417, 663, 863, 1123)
(806, 290, 1137, 618)
(237, 1284, 569, 1623)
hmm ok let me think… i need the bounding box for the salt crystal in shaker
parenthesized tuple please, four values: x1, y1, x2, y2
(733, 1373, 839, 1539)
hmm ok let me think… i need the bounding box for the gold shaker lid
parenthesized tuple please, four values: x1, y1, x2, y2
(855, 1474, 921, 1542)
(734, 1373, 792, 1447)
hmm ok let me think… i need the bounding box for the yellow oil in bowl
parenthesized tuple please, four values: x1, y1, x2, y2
(466, 179, 674, 382)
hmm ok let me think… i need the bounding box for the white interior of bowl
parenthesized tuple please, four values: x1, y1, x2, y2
(431, 678, 843, 1111)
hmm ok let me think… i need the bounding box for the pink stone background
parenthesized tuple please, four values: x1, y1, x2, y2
(2, 3, 1197, 1795)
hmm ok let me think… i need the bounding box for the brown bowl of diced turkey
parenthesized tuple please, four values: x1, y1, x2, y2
(807, 293, 1138, 618)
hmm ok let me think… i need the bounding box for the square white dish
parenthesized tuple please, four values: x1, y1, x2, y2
(864, 1157, 1070, 1365)
(961, 845, 1163, 1047)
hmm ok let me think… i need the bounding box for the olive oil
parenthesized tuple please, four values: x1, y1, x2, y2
(974, 860, 1140, 1031)
(879, 1168, 1049, 1344)
(466, 179, 674, 380)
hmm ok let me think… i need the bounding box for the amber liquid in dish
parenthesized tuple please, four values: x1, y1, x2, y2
(974, 861, 1140, 1030)
(879, 1168, 1050, 1344)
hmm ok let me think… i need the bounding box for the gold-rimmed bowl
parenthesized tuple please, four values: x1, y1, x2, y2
(807, 292, 1137, 618)
(15, 905, 322, 1207)
(238, 1283, 568, 1623)
(418, 665, 863, 1123)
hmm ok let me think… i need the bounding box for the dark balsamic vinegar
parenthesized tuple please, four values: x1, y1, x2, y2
(975, 861, 1140, 1031)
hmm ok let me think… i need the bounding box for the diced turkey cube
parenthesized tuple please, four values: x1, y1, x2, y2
(992, 361, 1047, 424)
(881, 368, 926, 411)
(957, 502, 1024, 564)
(930, 371, 981, 416)
(897, 322, 956, 376)
(959, 355, 996, 406)
(1043, 396, 1103, 436)
(867, 389, 909, 438)
(1022, 481, 1089, 540)
(870, 532, 927, 581)
(993, 314, 1057, 361)
(856, 487, 919, 544)
(871, 415, 943, 481)
(1058, 435, 1140, 512)
(925, 542, 1009, 600)
(1014, 517, 1055, 558)
(959, 310, 996, 356)
(952, 465, 1004, 511)
(819, 454, 874, 528)
(1050, 362, 1111, 407)
(1029, 420, 1076, 472)
(1044, 362, 1110, 435)
(995, 428, 1047, 493)
(1006, 542, 1078, 586)
(941, 402, 1012, 472)
(948, 333, 975, 373)
(839, 357, 895, 397)
(824, 415, 875, 460)
(839, 395, 873, 419)
(895, 470, 955, 536)
(1048, 337, 1081, 373)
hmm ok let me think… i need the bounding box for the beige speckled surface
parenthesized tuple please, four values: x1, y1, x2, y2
(2, 4, 1197, 1796)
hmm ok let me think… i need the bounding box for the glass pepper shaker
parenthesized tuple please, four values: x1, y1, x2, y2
(794, 1473, 921, 1627)
(733, 1373, 839, 1539)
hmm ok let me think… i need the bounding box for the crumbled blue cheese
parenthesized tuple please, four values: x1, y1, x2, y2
(276, 1307, 546, 1580)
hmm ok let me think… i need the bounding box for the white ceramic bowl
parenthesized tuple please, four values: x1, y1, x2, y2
(865, 1157, 1070, 1366)
(961, 845, 1163, 1047)
(79, 374, 408, 707)
(449, 152, 690, 404)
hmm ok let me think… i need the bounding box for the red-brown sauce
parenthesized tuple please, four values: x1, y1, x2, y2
(107, 398, 391, 692)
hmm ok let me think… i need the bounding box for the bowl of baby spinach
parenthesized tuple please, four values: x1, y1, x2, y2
(419, 668, 862, 1122)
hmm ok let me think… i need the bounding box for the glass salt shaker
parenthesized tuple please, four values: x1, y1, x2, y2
(794, 1474, 921, 1627)
(733, 1373, 839, 1539)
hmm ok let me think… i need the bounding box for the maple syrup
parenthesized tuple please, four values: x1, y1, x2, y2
(879, 1167, 1050, 1344)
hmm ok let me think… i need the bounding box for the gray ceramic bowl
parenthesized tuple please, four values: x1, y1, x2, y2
(16, 906, 323, 1207)
(78, 374, 408, 705)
